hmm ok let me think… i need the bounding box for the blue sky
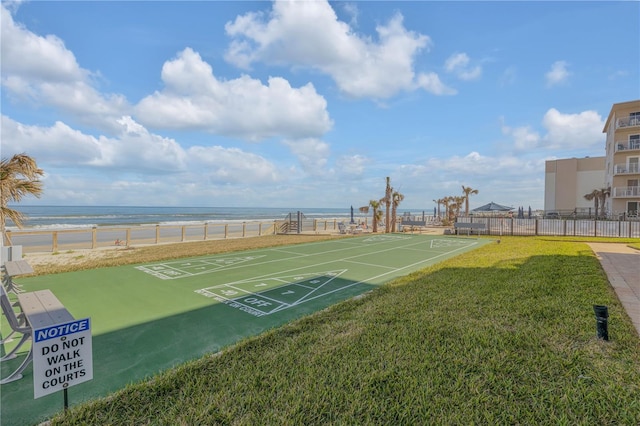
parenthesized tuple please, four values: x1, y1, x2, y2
(2, 1, 639, 210)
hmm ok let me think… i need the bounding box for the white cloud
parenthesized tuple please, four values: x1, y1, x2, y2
(281, 138, 331, 174)
(336, 154, 369, 176)
(2, 115, 283, 204)
(444, 53, 482, 81)
(540, 108, 603, 149)
(225, 0, 453, 99)
(395, 151, 546, 209)
(0, 4, 130, 132)
(545, 60, 571, 87)
(0, 5, 84, 82)
(187, 146, 280, 183)
(1, 115, 187, 173)
(1, 115, 101, 165)
(500, 121, 541, 151)
(135, 48, 332, 141)
(501, 108, 604, 152)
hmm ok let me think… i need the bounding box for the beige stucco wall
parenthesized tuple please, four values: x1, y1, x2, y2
(545, 157, 605, 212)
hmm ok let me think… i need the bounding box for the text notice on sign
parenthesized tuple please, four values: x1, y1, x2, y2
(32, 318, 93, 399)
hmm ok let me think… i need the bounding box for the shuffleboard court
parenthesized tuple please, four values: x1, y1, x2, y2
(1, 234, 490, 426)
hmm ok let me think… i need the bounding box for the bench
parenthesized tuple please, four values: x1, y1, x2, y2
(453, 222, 486, 236)
(2, 259, 34, 294)
(0, 286, 74, 384)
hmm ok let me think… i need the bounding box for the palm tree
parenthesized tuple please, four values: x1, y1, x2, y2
(390, 190, 404, 232)
(382, 177, 393, 233)
(461, 185, 479, 216)
(433, 199, 442, 218)
(441, 196, 453, 223)
(584, 189, 599, 218)
(1, 153, 44, 244)
(451, 196, 465, 218)
(369, 199, 382, 233)
(597, 187, 611, 218)
(358, 206, 369, 226)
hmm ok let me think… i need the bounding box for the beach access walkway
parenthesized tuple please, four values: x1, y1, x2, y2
(588, 243, 640, 336)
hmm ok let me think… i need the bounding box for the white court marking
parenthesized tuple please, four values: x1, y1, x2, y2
(135, 235, 431, 281)
(191, 237, 480, 316)
(134, 235, 481, 318)
(194, 270, 348, 317)
(135, 255, 266, 280)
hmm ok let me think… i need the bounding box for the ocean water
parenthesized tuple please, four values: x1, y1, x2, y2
(7, 206, 374, 230)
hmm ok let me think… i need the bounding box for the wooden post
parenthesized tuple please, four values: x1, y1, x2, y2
(126, 229, 131, 246)
(181, 226, 186, 242)
(242, 222, 246, 237)
(52, 231, 58, 252)
(92, 227, 97, 249)
(155, 225, 160, 244)
(259, 223, 262, 236)
(204, 223, 208, 240)
(224, 224, 228, 239)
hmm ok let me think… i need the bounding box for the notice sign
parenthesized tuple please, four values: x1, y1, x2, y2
(32, 318, 93, 399)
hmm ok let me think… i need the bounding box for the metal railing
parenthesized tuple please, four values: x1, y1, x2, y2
(613, 186, 640, 197)
(455, 217, 640, 238)
(616, 116, 640, 129)
(615, 140, 640, 151)
(614, 164, 640, 174)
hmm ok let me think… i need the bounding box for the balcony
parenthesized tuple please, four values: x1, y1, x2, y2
(616, 116, 640, 129)
(613, 186, 640, 198)
(615, 140, 640, 152)
(614, 163, 640, 175)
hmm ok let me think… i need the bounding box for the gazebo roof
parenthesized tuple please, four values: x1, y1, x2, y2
(472, 201, 514, 212)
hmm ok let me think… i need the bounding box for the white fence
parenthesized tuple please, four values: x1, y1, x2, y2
(5, 219, 345, 254)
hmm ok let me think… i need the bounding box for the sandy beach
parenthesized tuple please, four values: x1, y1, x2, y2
(24, 246, 126, 267)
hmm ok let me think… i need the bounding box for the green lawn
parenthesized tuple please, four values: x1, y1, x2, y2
(35, 237, 640, 424)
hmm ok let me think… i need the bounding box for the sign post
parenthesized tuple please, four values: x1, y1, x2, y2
(32, 318, 93, 401)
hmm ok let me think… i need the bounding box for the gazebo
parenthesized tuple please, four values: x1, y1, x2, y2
(471, 202, 514, 216)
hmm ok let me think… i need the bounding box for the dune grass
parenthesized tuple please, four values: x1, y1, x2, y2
(29, 234, 343, 275)
(47, 236, 640, 425)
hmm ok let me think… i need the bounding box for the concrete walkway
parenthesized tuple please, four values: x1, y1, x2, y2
(588, 243, 640, 337)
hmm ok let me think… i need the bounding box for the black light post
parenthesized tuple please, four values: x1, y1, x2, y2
(593, 305, 609, 341)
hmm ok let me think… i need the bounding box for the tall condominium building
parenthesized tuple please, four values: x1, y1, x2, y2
(603, 100, 640, 218)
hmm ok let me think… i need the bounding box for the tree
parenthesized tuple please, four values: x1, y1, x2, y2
(369, 199, 382, 233)
(441, 196, 453, 223)
(1, 153, 44, 244)
(390, 190, 404, 232)
(584, 187, 611, 219)
(382, 177, 392, 233)
(597, 187, 611, 218)
(584, 189, 599, 218)
(449, 196, 465, 219)
(461, 185, 479, 216)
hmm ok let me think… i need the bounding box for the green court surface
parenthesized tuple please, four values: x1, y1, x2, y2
(1, 234, 489, 425)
